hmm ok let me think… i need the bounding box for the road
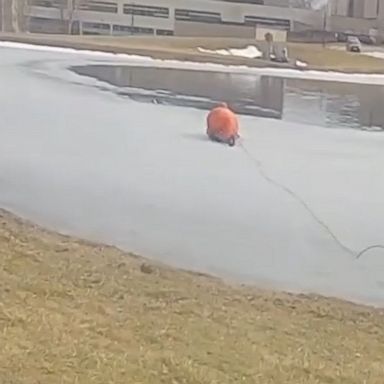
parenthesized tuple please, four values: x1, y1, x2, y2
(1, 44, 384, 305)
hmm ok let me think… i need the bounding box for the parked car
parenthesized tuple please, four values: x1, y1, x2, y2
(346, 36, 362, 53)
(338, 33, 376, 45)
(357, 34, 376, 45)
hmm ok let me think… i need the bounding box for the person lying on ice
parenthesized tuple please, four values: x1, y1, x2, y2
(206, 102, 240, 147)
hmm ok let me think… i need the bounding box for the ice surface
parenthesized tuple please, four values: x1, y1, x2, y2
(1, 46, 384, 305)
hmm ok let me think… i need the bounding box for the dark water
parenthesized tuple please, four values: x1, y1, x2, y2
(72, 64, 384, 131)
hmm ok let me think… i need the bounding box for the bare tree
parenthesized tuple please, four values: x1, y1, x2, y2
(67, 0, 74, 34)
(0, 0, 4, 32)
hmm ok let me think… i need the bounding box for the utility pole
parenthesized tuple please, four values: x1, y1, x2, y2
(322, 1, 330, 47)
(11, 0, 19, 32)
(130, 2, 134, 34)
(0, 0, 4, 32)
(322, 6, 326, 46)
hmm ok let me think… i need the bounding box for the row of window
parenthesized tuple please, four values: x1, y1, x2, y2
(79, 1, 118, 13)
(29, 1, 290, 27)
(244, 15, 290, 28)
(30, 0, 304, 8)
(123, 4, 169, 18)
(29, 16, 174, 35)
(28, 0, 67, 8)
(82, 21, 173, 35)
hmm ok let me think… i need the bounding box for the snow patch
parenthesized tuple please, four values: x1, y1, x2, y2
(3, 41, 384, 85)
(331, 45, 384, 61)
(362, 51, 384, 60)
(295, 60, 308, 68)
(198, 45, 263, 59)
(0, 41, 137, 59)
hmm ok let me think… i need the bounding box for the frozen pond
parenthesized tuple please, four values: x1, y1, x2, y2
(72, 63, 384, 131)
(1, 44, 384, 306)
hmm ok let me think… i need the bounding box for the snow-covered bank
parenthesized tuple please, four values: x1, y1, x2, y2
(198, 45, 308, 69)
(362, 51, 384, 60)
(198, 45, 262, 59)
(2, 40, 384, 85)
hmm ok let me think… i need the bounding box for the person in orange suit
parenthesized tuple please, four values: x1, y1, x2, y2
(206, 102, 239, 147)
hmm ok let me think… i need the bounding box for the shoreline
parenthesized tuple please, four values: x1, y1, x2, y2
(2, 33, 384, 74)
(1, 208, 381, 310)
(1, 207, 384, 382)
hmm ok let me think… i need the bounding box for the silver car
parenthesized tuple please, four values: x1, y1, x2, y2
(346, 36, 362, 53)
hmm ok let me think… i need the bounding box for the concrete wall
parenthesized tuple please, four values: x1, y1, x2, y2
(352, 0, 365, 18)
(1, 0, 22, 32)
(331, 0, 349, 16)
(330, 14, 377, 33)
(331, 0, 379, 18)
(1, 0, 11, 31)
(29, 16, 67, 33)
(377, 0, 384, 23)
(363, 0, 378, 18)
(328, 0, 384, 35)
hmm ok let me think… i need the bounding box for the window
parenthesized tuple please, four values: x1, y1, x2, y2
(28, 0, 67, 9)
(156, 29, 174, 35)
(82, 21, 111, 34)
(123, 4, 169, 18)
(244, 15, 290, 28)
(78, 1, 118, 13)
(113, 24, 154, 34)
(175, 9, 221, 23)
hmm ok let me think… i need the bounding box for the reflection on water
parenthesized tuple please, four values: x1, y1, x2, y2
(283, 80, 384, 130)
(72, 64, 384, 130)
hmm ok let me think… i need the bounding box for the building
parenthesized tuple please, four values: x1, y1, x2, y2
(331, 0, 379, 18)
(3, 0, 384, 40)
(9, 0, 325, 36)
(330, 0, 384, 36)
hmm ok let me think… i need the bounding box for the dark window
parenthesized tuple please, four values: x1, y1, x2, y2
(219, 0, 264, 3)
(348, 0, 354, 17)
(113, 24, 154, 35)
(244, 15, 290, 28)
(28, 0, 67, 8)
(28, 16, 67, 33)
(82, 21, 110, 34)
(83, 22, 110, 30)
(175, 8, 221, 23)
(78, 1, 118, 13)
(156, 29, 174, 36)
(123, 4, 169, 18)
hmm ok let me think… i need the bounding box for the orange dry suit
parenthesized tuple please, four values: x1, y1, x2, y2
(206, 102, 239, 146)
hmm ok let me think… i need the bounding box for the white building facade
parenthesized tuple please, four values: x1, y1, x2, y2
(22, 0, 324, 35)
(2, 0, 384, 38)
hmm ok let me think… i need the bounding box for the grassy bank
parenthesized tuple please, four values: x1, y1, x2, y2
(1, 33, 384, 73)
(0, 209, 384, 383)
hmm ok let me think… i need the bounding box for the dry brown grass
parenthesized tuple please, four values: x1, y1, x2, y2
(0, 209, 384, 383)
(288, 43, 384, 72)
(2, 33, 384, 73)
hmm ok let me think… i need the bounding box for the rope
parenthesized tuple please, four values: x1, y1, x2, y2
(356, 245, 384, 260)
(238, 141, 383, 260)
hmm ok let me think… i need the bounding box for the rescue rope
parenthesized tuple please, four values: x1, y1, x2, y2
(239, 142, 384, 260)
